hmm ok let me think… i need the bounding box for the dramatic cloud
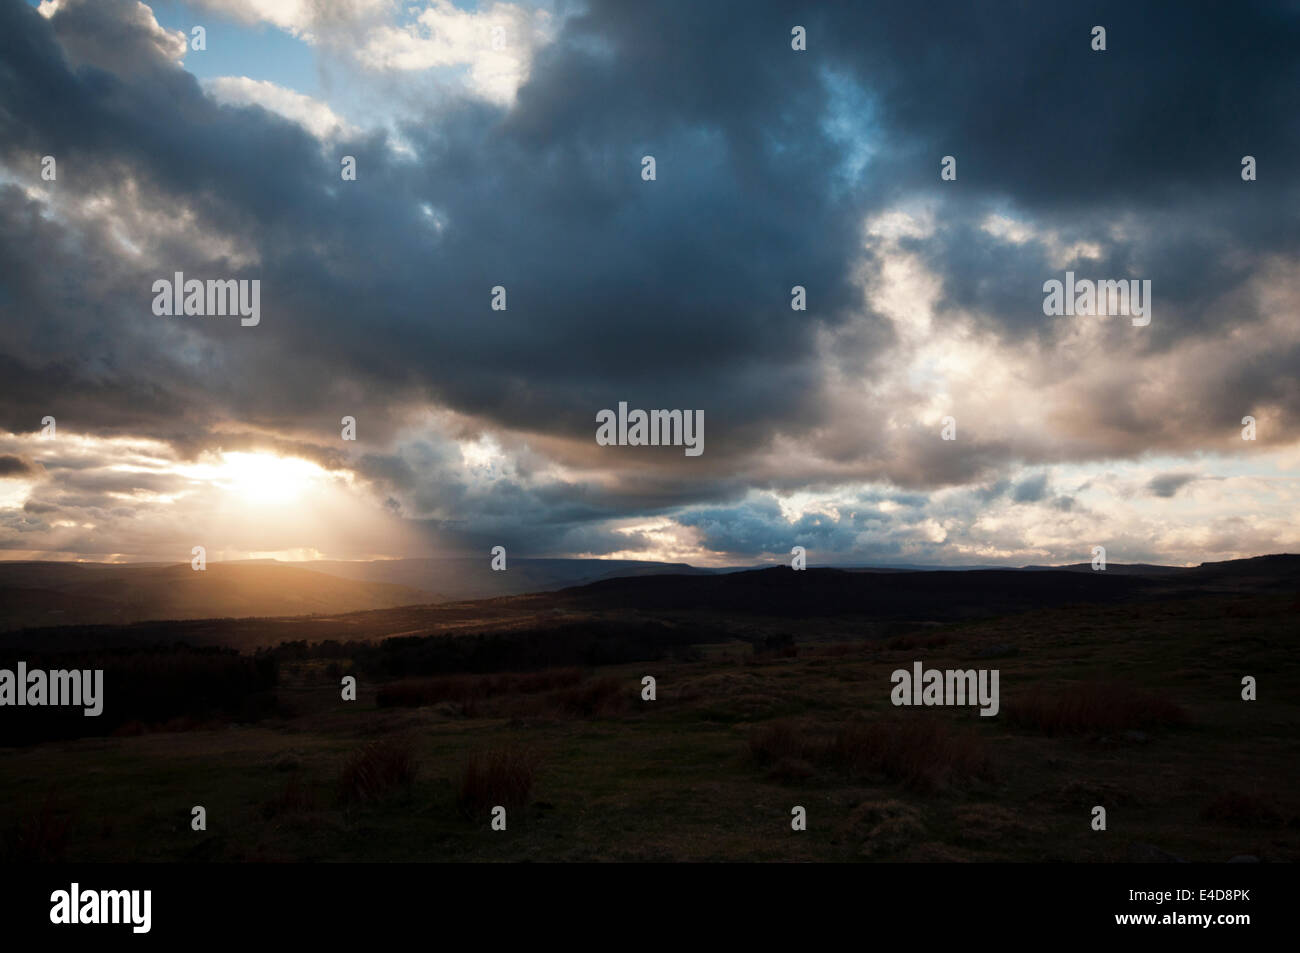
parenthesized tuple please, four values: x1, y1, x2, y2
(37, 0, 187, 75)
(0, 0, 1296, 564)
(0, 455, 37, 477)
(357, 0, 556, 104)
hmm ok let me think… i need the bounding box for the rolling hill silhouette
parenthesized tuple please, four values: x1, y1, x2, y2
(0, 556, 727, 631)
(4, 554, 1295, 652)
(0, 561, 430, 631)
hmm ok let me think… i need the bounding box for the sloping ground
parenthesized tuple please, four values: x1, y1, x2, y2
(541, 555, 1300, 616)
(281, 557, 720, 601)
(0, 589, 1294, 862)
(0, 557, 725, 631)
(5, 555, 1297, 653)
(0, 561, 433, 631)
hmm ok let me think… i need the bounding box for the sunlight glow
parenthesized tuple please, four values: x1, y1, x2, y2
(179, 451, 327, 505)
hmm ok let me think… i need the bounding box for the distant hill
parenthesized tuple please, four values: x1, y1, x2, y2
(0, 556, 726, 630)
(0, 561, 433, 631)
(1018, 562, 1187, 575)
(278, 556, 722, 601)
(540, 555, 1300, 617)
(5, 554, 1295, 652)
(541, 566, 1153, 617)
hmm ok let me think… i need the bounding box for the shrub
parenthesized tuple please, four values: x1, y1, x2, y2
(337, 738, 417, 805)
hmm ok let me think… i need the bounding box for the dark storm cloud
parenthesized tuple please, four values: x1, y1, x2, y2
(0, 0, 1297, 558)
(1147, 472, 1199, 498)
(1011, 473, 1049, 504)
(52, 468, 179, 495)
(828, 0, 1300, 354)
(674, 489, 956, 562)
(821, 0, 1300, 212)
(0, 0, 870, 465)
(677, 498, 864, 558)
(405, 512, 660, 559)
(0, 454, 37, 477)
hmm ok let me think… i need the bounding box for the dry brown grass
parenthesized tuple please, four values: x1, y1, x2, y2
(337, 738, 417, 805)
(262, 776, 318, 819)
(749, 719, 811, 764)
(1005, 680, 1188, 735)
(553, 676, 628, 717)
(1201, 791, 1285, 828)
(750, 716, 993, 793)
(830, 719, 994, 793)
(846, 799, 928, 857)
(458, 747, 539, 815)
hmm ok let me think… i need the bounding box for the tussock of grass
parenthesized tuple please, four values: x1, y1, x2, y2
(553, 676, 628, 717)
(847, 799, 928, 857)
(263, 776, 317, 819)
(458, 747, 539, 816)
(831, 719, 994, 793)
(337, 738, 417, 805)
(749, 719, 809, 764)
(750, 716, 993, 793)
(1005, 681, 1187, 735)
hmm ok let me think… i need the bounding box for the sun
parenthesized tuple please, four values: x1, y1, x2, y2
(217, 452, 326, 504)
(182, 451, 327, 505)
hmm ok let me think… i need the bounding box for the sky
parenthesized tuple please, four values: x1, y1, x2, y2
(0, 0, 1297, 567)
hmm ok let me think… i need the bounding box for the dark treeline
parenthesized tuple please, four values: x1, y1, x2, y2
(0, 644, 278, 745)
(1, 618, 716, 745)
(260, 618, 710, 676)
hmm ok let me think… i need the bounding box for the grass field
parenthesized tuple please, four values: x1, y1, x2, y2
(1, 592, 1296, 862)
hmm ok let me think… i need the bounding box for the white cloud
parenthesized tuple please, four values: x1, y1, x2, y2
(980, 212, 1103, 267)
(186, 0, 391, 42)
(205, 76, 355, 139)
(189, 0, 556, 106)
(39, 0, 188, 73)
(357, 1, 556, 104)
